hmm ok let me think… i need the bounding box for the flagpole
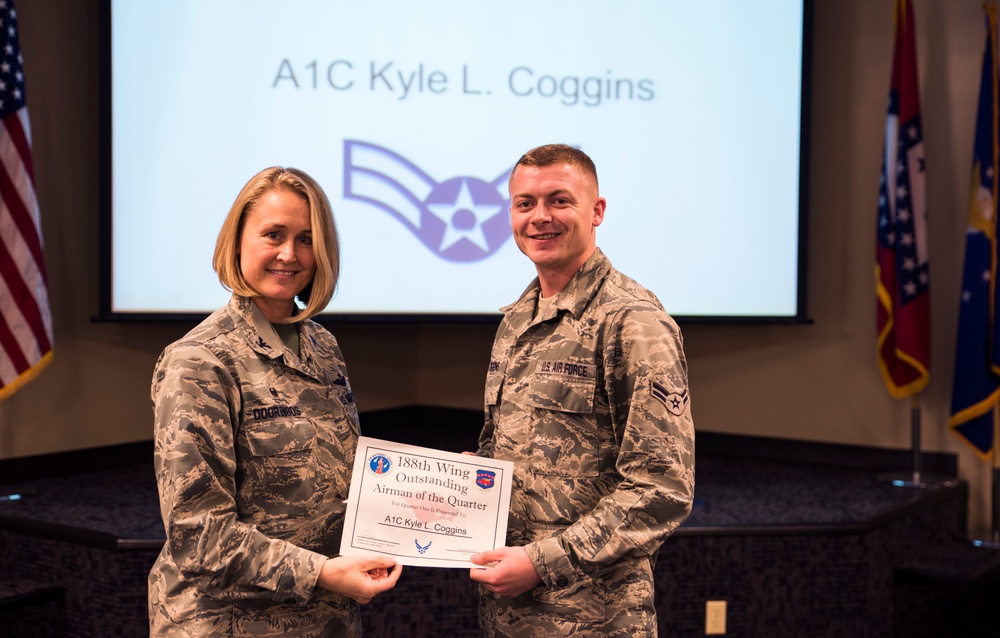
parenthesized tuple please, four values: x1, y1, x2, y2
(992, 0, 1000, 548)
(880, 392, 957, 488)
(974, 397, 1000, 548)
(993, 400, 1000, 544)
(992, 462, 999, 546)
(910, 393, 922, 484)
(992, 467, 999, 545)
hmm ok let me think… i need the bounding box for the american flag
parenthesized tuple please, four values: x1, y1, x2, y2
(875, 0, 930, 399)
(949, 4, 1000, 460)
(0, 0, 52, 400)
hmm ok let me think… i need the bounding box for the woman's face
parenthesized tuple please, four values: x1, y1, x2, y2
(238, 188, 316, 322)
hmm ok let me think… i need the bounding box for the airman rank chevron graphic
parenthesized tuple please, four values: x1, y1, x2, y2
(343, 140, 513, 262)
(651, 381, 689, 417)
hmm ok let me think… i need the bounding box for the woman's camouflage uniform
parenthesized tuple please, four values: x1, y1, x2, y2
(479, 249, 696, 637)
(149, 295, 361, 637)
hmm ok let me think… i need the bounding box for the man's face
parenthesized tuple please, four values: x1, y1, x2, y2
(509, 163, 605, 279)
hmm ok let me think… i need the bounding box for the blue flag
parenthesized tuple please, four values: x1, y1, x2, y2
(949, 6, 1000, 460)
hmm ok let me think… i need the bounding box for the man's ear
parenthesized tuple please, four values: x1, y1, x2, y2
(592, 197, 607, 228)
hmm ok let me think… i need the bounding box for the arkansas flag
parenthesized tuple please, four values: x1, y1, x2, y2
(876, 0, 930, 399)
(949, 5, 999, 460)
(0, 0, 53, 400)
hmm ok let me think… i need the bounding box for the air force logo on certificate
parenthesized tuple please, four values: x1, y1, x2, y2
(340, 436, 513, 568)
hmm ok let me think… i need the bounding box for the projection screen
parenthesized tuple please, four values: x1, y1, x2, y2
(101, 0, 809, 322)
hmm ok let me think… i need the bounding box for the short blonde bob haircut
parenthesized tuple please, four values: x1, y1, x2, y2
(213, 166, 340, 321)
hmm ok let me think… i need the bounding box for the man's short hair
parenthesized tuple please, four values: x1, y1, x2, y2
(512, 144, 598, 189)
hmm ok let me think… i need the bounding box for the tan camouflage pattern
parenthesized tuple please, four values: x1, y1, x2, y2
(149, 295, 362, 637)
(478, 249, 695, 637)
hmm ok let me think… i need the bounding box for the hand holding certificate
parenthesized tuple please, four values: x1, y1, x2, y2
(340, 437, 513, 568)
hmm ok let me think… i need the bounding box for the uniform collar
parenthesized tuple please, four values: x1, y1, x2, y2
(227, 295, 308, 364)
(501, 248, 612, 324)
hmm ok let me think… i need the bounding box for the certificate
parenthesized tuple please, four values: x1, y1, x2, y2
(339, 436, 514, 568)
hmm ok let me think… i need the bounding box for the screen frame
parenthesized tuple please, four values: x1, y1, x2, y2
(95, 0, 813, 326)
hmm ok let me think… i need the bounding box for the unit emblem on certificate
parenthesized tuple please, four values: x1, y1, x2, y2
(476, 470, 496, 490)
(367, 453, 393, 475)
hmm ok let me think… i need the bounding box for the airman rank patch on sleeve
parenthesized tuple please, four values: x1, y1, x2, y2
(651, 381, 689, 416)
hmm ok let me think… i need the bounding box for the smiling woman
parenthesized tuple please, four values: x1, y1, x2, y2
(148, 166, 401, 636)
(237, 189, 316, 323)
(213, 167, 340, 323)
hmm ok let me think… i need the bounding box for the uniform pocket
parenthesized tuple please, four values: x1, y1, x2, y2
(245, 419, 316, 456)
(531, 575, 603, 623)
(524, 361, 596, 414)
(240, 419, 322, 535)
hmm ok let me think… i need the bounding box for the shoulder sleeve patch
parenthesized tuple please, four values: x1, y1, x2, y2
(651, 381, 689, 417)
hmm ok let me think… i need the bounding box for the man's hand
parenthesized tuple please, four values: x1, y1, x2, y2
(468, 546, 542, 598)
(317, 555, 402, 604)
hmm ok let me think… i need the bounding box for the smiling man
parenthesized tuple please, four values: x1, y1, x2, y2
(469, 144, 696, 637)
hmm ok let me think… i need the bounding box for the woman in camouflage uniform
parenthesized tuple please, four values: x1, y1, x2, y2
(149, 167, 400, 637)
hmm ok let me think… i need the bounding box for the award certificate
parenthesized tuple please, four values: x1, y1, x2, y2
(340, 436, 514, 568)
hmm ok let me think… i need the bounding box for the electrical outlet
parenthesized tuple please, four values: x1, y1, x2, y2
(705, 600, 727, 635)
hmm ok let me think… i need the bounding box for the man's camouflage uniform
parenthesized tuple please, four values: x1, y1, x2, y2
(478, 249, 695, 637)
(149, 295, 361, 637)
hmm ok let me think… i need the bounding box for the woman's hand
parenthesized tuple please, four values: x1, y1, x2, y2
(317, 555, 402, 604)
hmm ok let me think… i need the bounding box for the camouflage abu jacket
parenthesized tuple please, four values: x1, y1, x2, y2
(149, 295, 361, 637)
(478, 249, 695, 637)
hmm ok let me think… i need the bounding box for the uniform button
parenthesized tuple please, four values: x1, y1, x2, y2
(556, 577, 569, 588)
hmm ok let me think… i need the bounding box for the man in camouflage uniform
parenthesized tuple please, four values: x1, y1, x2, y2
(470, 144, 695, 637)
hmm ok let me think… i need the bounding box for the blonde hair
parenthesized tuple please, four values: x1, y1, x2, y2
(213, 167, 340, 321)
